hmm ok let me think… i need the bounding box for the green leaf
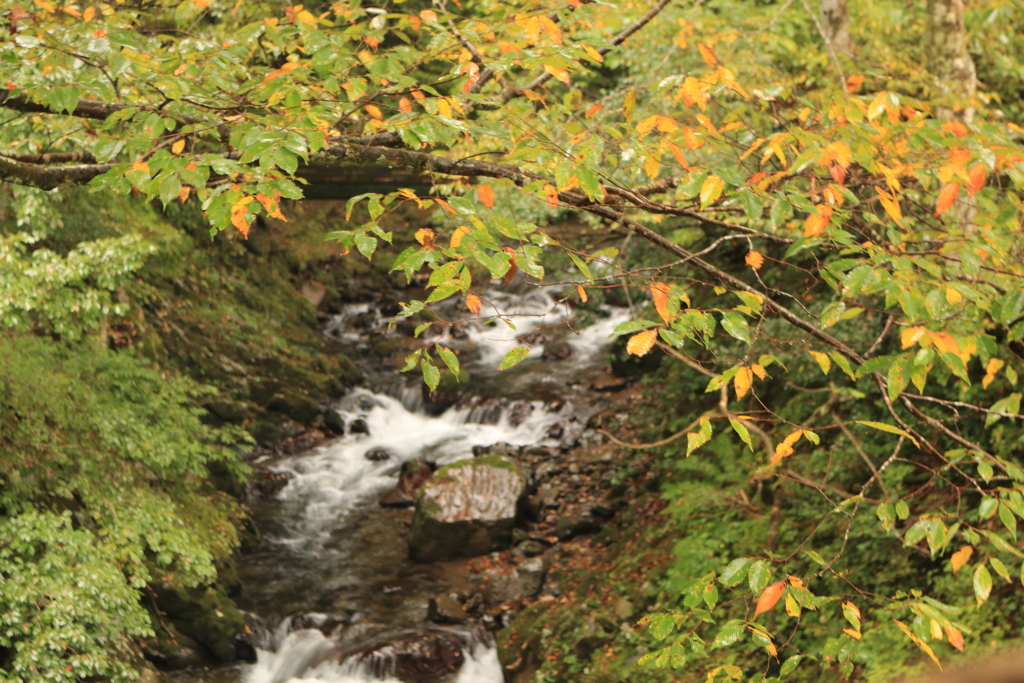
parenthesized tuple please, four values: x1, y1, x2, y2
(729, 418, 753, 451)
(974, 563, 993, 603)
(999, 503, 1018, 541)
(747, 559, 770, 592)
(421, 359, 440, 392)
(990, 556, 1012, 583)
(720, 558, 749, 587)
(401, 350, 422, 372)
(854, 421, 919, 447)
(498, 346, 530, 370)
(780, 655, 803, 677)
(436, 345, 461, 378)
(720, 312, 750, 344)
(613, 319, 661, 335)
(711, 620, 745, 649)
(686, 417, 712, 457)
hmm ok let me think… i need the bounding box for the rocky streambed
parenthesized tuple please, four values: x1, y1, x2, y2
(164, 287, 639, 683)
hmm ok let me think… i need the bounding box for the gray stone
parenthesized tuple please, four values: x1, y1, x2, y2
(477, 557, 548, 604)
(472, 442, 520, 458)
(554, 511, 602, 541)
(408, 455, 528, 562)
(513, 540, 546, 558)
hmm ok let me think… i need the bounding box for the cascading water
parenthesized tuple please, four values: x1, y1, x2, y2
(181, 288, 628, 683)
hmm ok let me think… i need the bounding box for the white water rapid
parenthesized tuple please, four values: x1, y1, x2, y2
(226, 289, 628, 683)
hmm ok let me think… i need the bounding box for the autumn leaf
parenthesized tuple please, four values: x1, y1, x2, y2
(845, 74, 865, 93)
(538, 16, 562, 44)
(585, 103, 603, 118)
(83, 6, 95, 21)
(477, 185, 495, 209)
(867, 91, 888, 120)
(577, 285, 588, 302)
(171, 139, 186, 154)
(399, 97, 412, 113)
(645, 155, 660, 180)
(755, 581, 785, 617)
(544, 65, 570, 85)
(895, 620, 943, 671)
(502, 246, 518, 286)
(745, 251, 764, 270)
(935, 182, 960, 216)
(465, 293, 482, 315)
(950, 545, 973, 574)
(651, 282, 671, 323)
(751, 363, 766, 379)
(733, 366, 754, 399)
(700, 175, 724, 207)
(967, 163, 986, 196)
(626, 329, 658, 357)
(942, 121, 968, 138)
(230, 196, 254, 237)
(415, 228, 436, 250)
(876, 189, 903, 225)
(543, 184, 560, 209)
(945, 625, 964, 651)
(419, 9, 437, 22)
(449, 225, 469, 248)
(581, 44, 604, 63)
(901, 326, 927, 349)
(698, 43, 717, 67)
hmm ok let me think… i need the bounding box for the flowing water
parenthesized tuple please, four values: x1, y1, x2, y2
(174, 288, 629, 683)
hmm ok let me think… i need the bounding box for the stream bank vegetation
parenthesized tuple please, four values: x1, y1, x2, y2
(2, 0, 1024, 681)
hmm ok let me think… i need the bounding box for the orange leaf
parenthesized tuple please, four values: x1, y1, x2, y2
(419, 9, 437, 22)
(581, 44, 604, 63)
(935, 182, 960, 216)
(950, 545, 973, 574)
(365, 104, 383, 120)
(901, 326, 927, 349)
(733, 366, 754, 399)
(433, 198, 455, 214)
(942, 121, 968, 138)
(698, 43, 717, 67)
(845, 74, 865, 93)
(669, 144, 687, 168)
(83, 6, 95, 21)
(585, 103, 603, 118)
(577, 285, 588, 302)
(626, 329, 658, 357)
(230, 197, 253, 237)
(751, 363, 766, 380)
(178, 186, 191, 203)
(465, 293, 482, 315)
(131, 160, 150, 173)
(538, 16, 562, 45)
(478, 185, 495, 209)
(171, 139, 186, 154)
(755, 582, 785, 616)
(745, 251, 764, 270)
(399, 97, 412, 113)
(650, 282, 671, 323)
(945, 626, 964, 651)
(543, 184, 559, 209)
(502, 246, 518, 286)
(966, 163, 986, 196)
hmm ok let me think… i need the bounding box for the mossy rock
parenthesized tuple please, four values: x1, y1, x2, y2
(267, 390, 321, 422)
(152, 583, 247, 662)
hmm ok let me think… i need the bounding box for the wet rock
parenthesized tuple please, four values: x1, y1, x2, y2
(364, 447, 394, 462)
(322, 409, 346, 435)
(372, 339, 398, 358)
(422, 369, 469, 414)
(151, 583, 248, 662)
(268, 391, 322, 423)
(206, 398, 250, 423)
(295, 429, 326, 450)
(541, 342, 574, 361)
(513, 540, 546, 558)
(591, 375, 629, 393)
(519, 330, 548, 345)
(427, 595, 469, 623)
(380, 460, 434, 508)
(553, 510, 602, 541)
(476, 557, 548, 604)
(357, 634, 465, 683)
(249, 468, 291, 498)
(140, 634, 207, 671)
(507, 401, 534, 427)
(349, 418, 370, 435)
(408, 455, 528, 562)
(545, 400, 564, 412)
(546, 423, 564, 439)
(472, 442, 520, 458)
(356, 395, 378, 412)
(449, 325, 469, 340)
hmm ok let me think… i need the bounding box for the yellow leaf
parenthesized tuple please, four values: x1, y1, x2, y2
(544, 64, 570, 85)
(740, 137, 765, 161)
(582, 44, 604, 63)
(877, 189, 903, 225)
(700, 174, 724, 207)
(415, 227, 435, 245)
(626, 329, 658, 357)
(935, 182, 960, 216)
(745, 251, 764, 270)
(577, 285, 588, 302)
(751, 364, 766, 380)
(930, 331, 960, 355)
(83, 6, 95, 21)
(651, 282, 671, 323)
(785, 593, 800, 617)
(231, 196, 254, 237)
(419, 9, 437, 22)
(538, 16, 562, 44)
(131, 160, 150, 173)
(449, 225, 470, 249)
(843, 629, 862, 641)
(771, 442, 793, 466)
(296, 9, 316, 24)
(867, 91, 888, 120)
(983, 359, 1004, 389)
(808, 351, 831, 375)
(894, 620, 943, 671)
(946, 287, 962, 305)
(733, 366, 753, 399)
(645, 155, 660, 180)
(171, 139, 186, 154)
(755, 581, 785, 616)
(465, 293, 481, 315)
(525, 16, 540, 43)
(930, 619, 943, 641)
(437, 99, 452, 118)
(901, 326, 927, 349)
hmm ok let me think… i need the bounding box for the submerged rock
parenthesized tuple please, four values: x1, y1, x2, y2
(408, 455, 528, 562)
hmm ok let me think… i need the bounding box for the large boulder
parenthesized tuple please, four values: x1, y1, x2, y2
(357, 633, 465, 683)
(408, 455, 528, 562)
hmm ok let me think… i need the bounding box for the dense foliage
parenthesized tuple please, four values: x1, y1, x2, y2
(2, 0, 1024, 681)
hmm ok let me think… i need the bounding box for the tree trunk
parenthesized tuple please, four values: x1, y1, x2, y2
(925, 0, 977, 123)
(820, 0, 853, 56)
